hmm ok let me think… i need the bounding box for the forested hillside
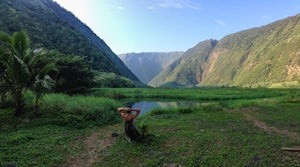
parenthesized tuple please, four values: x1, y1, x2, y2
(149, 40, 217, 87)
(201, 14, 300, 87)
(0, 0, 138, 81)
(119, 52, 183, 83)
(151, 14, 300, 88)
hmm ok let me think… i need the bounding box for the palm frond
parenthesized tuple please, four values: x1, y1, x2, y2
(0, 32, 12, 46)
(11, 31, 30, 59)
(34, 74, 55, 93)
(39, 63, 57, 77)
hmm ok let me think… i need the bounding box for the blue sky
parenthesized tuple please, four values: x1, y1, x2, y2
(54, 0, 300, 54)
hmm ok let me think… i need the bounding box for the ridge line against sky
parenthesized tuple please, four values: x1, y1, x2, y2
(53, 0, 300, 54)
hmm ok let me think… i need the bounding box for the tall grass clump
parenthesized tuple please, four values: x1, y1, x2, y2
(38, 94, 122, 128)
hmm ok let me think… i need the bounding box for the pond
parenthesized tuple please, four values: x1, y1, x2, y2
(122, 100, 200, 116)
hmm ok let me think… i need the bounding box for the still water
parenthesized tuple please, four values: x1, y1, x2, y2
(122, 101, 200, 116)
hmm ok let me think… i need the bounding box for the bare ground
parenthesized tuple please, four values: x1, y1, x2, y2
(63, 123, 122, 167)
(230, 108, 300, 141)
(64, 107, 300, 166)
(243, 112, 300, 141)
(229, 108, 300, 161)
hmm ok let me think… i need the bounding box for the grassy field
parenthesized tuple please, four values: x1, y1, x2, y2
(99, 105, 300, 166)
(0, 88, 299, 166)
(0, 93, 122, 167)
(89, 87, 297, 101)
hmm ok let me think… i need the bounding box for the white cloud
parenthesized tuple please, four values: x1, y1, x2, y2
(147, 6, 155, 10)
(155, 0, 200, 10)
(116, 5, 125, 10)
(214, 19, 226, 27)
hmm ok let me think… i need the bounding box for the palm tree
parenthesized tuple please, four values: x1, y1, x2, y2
(27, 48, 57, 114)
(0, 30, 56, 115)
(0, 31, 31, 115)
(0, 48, 9, 108)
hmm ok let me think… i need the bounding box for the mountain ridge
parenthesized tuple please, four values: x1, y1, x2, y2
(150, 14, 300, 88)
(119, 52, 183, 83)
(149, 40, 217, 87)
(0, 0, 139, 81)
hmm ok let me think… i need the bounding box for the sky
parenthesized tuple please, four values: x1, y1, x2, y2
(53, 0, 300, 54)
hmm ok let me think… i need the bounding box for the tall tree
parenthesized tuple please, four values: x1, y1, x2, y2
(27, 48, 57, 114)
(0, 31, 31, 115)
(0, 48, 9, 108)
(50, 53, 95, 94)
(0, 31, 56, 115)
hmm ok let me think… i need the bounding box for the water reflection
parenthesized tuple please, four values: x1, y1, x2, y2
(124, 101, 199, 116)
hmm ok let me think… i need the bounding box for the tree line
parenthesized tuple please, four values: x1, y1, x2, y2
(0, 30, 95, 116)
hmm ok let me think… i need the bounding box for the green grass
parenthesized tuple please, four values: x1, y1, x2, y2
(0, 125, 85, 167)
(38, 93, 122, 128)
(255, 103, 300, 134)
(98, 103, 300, 167)
(0, 88, 299, 166)
(0, 93, 122, 166)
(89, 87, 297, 101)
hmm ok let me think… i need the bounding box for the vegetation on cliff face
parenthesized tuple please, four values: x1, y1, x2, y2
(119, 52, 183, 84)
(150, 14, 300, 88)
(202, 14, 300, 87)
(149, 40, 217, 87)
(0, 0, 139, 82)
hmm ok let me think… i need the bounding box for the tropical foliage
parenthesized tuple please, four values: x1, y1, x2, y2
(0, 51, 9, 108)
(28, 48, 57, 114)
(0, 31, 56, 115)
(46, 52, 95, 94)
(0, 30, 105, 115)
(93, 72, 145, 88)
(0, 0, 138, 81)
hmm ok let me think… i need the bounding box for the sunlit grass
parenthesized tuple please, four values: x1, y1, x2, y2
(98, 103, 300, 166)
(1, 88, 299, 166)
(0, 93, 122, 166)
(38, 93, 122, 128)
(89, 87, 298, 101)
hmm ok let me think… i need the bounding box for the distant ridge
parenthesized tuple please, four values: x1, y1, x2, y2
(119, 52, 183, 83)
(150, 14, 300, 88)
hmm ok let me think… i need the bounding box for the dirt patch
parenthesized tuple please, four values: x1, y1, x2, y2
(281, 150, 300, 164)
(160, 127, 177, 133)
(63, 124, 122, 167)
(165, 137, 180, 148)
(227, 108, 300, 141)
(243, 112, 300, 141)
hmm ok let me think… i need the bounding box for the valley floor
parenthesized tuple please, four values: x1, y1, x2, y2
(1, 88, 299, 166)
(65, 102, 300, 166)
